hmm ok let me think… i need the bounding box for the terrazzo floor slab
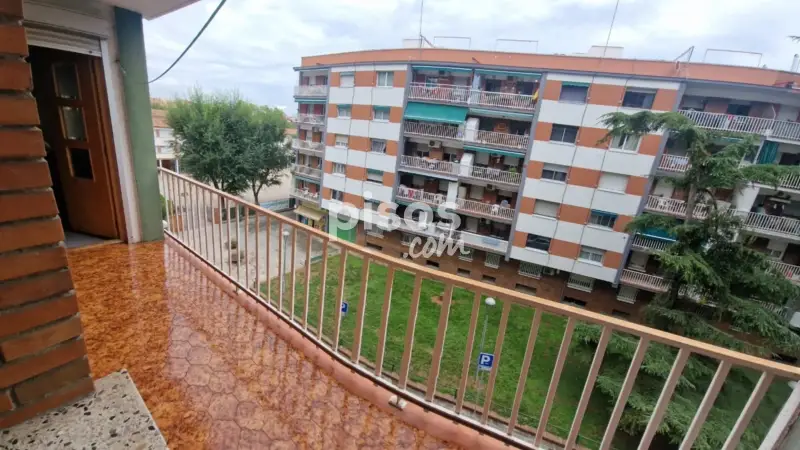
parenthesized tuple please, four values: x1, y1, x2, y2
(0, 371, 166, 450)
(67, 242, 457, 450)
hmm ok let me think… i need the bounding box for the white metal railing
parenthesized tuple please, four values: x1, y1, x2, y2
(768, 260, 800, 283)
(737, 211, 800, 239)
(631, 234, 674, 253)
(658, 154, 690, 174)
(296, 113, 326, 126)
(567, 274, 594, 293)
(396, 187, 446, 205)
(158, 167, 800, 450)
(460, 231, 509, 253)
(399, 155, 459, 177)
(470, 130, 529, 151)
(466, 166, 522, 186)
(778, 173, 800, 191)
(397, 220, 459, 242)
(680, 110, 800, 142)
(645, 196, 710, 219)
(292, 139, 325, 155)
(292, 164, 322, 179)
(294, 85, 328, 97)
(518, 262, 543, 279)
(619, 269, 671, 293)
(290, 188, 320, 202)
(456, 197, 515, 221)
(616, 287, 637, 304)
(403, 121, 462, 140)
(408, 82, 537, 112)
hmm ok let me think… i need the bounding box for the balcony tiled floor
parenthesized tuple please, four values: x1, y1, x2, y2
(69, 241, 455, 450)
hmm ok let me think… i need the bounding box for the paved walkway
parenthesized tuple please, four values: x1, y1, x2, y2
(69, 241, 455, 450)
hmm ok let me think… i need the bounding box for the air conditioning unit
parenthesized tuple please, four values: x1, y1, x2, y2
(429, 140, 441, 149)
(543, 267, 557, 276)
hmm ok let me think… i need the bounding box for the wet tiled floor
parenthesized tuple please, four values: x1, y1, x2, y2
(69, 242, 456, 450)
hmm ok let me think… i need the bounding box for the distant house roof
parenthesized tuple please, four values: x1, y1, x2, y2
(152, 109, 169, 129)
(285, 128, 297, 137)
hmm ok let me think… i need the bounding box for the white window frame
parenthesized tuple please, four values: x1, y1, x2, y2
(335, 135, 349, 148)
(485, 252, 502, 269)
(622, 89, 656, 109)
(337, 105, 351, 118)
(578, 246, 605, 264)
(610, 134, 641, 152)
(333, 163, 346, 175)
(550, 124, 578, 144)
(559, 85, 588, 103)
(370, 139, 387, 153)
(366, 169, 383, 183)
(373, 107, 390, 121)
(376, 71, 394, 87)
(589, 211, 617, 229)
(340, 73, 355, 88)
(567, 273, 594, 293)
(533, 200, 559, 218)
(598, 172, 629, 192)
(541, 163, 569, 183)
(331, 189, 344, 201)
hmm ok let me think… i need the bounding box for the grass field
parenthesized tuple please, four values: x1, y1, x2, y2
(259, 252, 791, 449)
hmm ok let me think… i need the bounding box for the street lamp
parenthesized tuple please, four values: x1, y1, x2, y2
(280, 230, 290, 306)
(475, 297, 496, 389)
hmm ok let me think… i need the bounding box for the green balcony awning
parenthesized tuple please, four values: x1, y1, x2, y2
(296, 99, 327, 104)
(562, 81, 590, 88)
(404, 102, 467, 125)
(469, 108, 533, 120)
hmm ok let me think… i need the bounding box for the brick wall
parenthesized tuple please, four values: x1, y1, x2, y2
(0, 0, 93, 428)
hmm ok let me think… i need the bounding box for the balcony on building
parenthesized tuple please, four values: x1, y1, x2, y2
(408, 65, 541, 113)
(292, 154, 323, 181)
(294, 69, 329, 98)
(296, 101, 327, 129)
(743, 140, 800, 193)
(398, 141, 524, 188)
(290, 179, 321, 204)
(645, 178, 733, 219)
(292, 138, 325, 158)
(397, 173, 516, 223)
(678, 94, 800, 144)
(748, 236, 800, 284)
(630, 227, 677, 254)
(619, 250, 671, 293)
(738, 190, 800, 242)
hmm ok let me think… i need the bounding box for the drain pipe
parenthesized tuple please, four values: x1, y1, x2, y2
(792, 54, 800, 72)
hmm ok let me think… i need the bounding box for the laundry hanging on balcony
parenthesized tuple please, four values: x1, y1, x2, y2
(404, 102, 468, 125)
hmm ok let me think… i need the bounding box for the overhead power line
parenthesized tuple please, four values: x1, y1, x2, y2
(148, 0, 228, 84)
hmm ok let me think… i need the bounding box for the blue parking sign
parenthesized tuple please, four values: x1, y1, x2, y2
(477, 353, 494, 371)
(341, 301, 349, 315)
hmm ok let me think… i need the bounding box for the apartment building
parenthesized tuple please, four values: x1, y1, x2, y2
(152, 108, 178, 172)
(290, 47, 800, 319)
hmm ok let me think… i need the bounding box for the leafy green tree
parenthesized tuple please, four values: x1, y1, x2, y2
(574, 111, 800, 449)
(167, 88, 252, 194)
(242, 106, 293, 201)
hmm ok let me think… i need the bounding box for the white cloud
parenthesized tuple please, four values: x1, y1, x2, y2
(144, 0, 800, 107)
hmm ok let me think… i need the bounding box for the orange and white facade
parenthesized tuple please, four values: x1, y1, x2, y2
(291, 48, 800, 316)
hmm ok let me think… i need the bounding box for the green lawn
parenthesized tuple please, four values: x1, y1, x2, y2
(262, 253, 611, 448)
(260, 253, 791, 450)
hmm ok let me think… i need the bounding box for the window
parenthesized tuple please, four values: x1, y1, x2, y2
(598, 172, 628, 192)
(370, 139, 387, 153)
(526, 234, 551, 252)
(365, 199, 381, 211)
(567, 273, 594, 292)
(458, 247, 474, 261)
(515, 284, 537, 296)
(335, 135, 349, 148)
(337, 105, 351, 118)
(534, 200, 559, 218)
(340, 72, 354, 87)
(485, 253, 502, 269)
(519, 262, 543, 279)
(366, 169, 384, 183)
(482, 275, 497, 284)
(457, 268, 471, 277)
(610, 134, 641, 151)
(366, 243, 383, 251)
(611, 309, 631, 319)
(589, 210, 618, 229)
(541, 163, 568, 182)
(331, 189, 344, 201)
(333, 163, 346, 175)
(426, 260, 440, 268)
(559, 85, 588, 103)
(550, 124, 579, 144)
(377, 71, 394, 87)
(373, 107, 390, 121)
(561, 297, 587, 308)
(579, 246, 605, 263)
(622, 89, 656, 109)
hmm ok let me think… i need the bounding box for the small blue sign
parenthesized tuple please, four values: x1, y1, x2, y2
(478, 353, 494, 371)
(341, 301, 349, 315)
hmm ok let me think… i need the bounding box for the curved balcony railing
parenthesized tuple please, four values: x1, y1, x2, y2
(399, 155, 459, 177)
(470, 130, 529, 151)
(455, 197, 514, 221)
(292, 164, 322, 180)
(294, 85, 328, 97)
(403, 121, 462, 140)
(296, 113, 326, 126)
(158, 167, 800, 450)
(619, 269, 670, 293)
(408, 82, 537, 112)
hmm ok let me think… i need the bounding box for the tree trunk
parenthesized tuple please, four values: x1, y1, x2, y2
(684, 184, 698, 222)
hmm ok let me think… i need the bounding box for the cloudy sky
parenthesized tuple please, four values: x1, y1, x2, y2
(144, 0, 800, 110)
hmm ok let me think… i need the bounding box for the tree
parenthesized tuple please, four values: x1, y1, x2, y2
(574, 111, 800, 449)
(242, 106, 293, 202)
(166, 88, 252, 194)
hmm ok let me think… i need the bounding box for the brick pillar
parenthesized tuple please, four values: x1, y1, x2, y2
(0, 0, 93, 428)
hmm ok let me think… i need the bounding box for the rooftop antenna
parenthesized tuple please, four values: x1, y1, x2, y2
(602, 0, 621, 58)
(418, 0, 424, 53)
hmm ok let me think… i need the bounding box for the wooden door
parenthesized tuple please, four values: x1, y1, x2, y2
(30, 47, 118, 238)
